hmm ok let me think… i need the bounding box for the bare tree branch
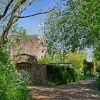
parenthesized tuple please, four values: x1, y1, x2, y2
(0, 0, 55, 46)
(17, 7, 55, 18)
(0, 0, 14, 20)
(2, 0, 27, 43)
(12, 1, 34, 24)
(20, 1, 34, 13)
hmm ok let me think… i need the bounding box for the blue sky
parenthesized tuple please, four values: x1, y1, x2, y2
(18, 0, 59, 35)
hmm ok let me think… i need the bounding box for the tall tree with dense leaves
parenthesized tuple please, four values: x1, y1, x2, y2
(43, 0, 99, 58)
(78, 0, 100, 59)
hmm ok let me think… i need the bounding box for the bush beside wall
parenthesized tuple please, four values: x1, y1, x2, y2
(47, 64, 80, 85)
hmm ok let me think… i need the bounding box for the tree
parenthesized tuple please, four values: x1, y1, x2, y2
(78, 0, 100, 59)
(43, 0, 99, 59)
(66, 51, 87, 69)
(94, 44, 100, 60)
(0, 0, 55, 49)
(38, 53, 65, 64)
(83, 59, 94, 75)
(0, 1, 55, 99)
(43, 0, 94, 54)
(79, 0, 100, 37)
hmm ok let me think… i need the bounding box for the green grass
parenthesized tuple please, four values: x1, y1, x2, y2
(80, 75, 95, 80)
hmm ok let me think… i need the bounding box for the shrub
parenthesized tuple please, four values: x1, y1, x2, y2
(47, 64, 81, 85)
(18, 70, 32, 85)
(96, 61, 100, 73)
(96, 73, 100, 89)
(0, 49, 29, 100)
(96, 64, 100, 89)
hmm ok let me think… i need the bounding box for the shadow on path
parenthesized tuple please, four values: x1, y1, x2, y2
(29, 77, 100, 100)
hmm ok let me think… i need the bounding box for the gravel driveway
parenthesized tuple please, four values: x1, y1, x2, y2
(29, 77, 100, 100)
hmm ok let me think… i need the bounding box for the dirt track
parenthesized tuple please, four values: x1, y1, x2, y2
(29, 77, 100, 100)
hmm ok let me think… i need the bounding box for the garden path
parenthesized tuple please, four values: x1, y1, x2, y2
(29, 77, 100, 100)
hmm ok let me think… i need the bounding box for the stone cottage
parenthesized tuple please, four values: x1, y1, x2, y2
(10, 35, 47, 60)
(9, 35, 47, 84)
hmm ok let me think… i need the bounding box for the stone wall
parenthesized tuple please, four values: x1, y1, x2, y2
(10, 35, 47, 60)
(15, 54, 47, 84)
(33, 64, 47, 84)
(9, 35, 47, 84)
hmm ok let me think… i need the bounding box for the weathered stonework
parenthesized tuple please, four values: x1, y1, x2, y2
(9, 35, 47, 84)
(15, 54, 47, 84)
(33, 64, 47, 84)
(10, 35, 47, 60)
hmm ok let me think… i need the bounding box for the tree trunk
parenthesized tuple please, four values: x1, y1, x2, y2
(0, 35, 7, 51)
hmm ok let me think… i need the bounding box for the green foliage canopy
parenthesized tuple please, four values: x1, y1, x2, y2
(43, 0, 100, 59)
(38, 51, 87, 70)
(66, 51, 87, 69)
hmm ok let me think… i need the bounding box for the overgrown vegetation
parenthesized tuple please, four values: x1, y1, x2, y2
(18, 70, 32, 86)
(0, 49, 29, 100)
(83, 59, 95, 76)
(43, 0, 100, 57)
(43, 0, 99, 88)
(96, 62, 100, 89)
(38, 52, 96, 86)
(38, 51, 87, 70)
(80, 75, 95, 80)
(47, 65, 81, 85)
(96, 74, 100, 89)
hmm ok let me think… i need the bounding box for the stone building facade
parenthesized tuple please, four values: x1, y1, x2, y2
(10, 35, 47, 60)
(15, 54, 47, 84)
(9, 35, 47, 84)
